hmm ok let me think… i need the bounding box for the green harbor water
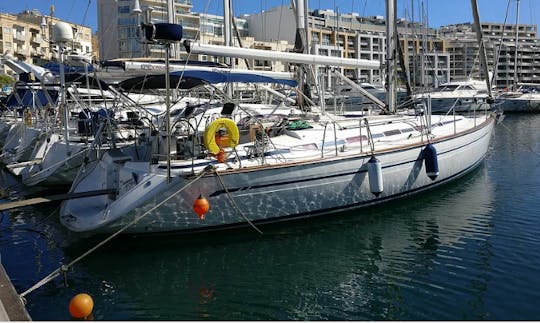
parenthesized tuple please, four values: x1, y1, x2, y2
(1, 113, 540, 320)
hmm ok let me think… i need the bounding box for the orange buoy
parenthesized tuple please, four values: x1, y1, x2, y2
(215, 148, 227, 163)
(193, 194, 210, 220)
(68, 293, 94, 319)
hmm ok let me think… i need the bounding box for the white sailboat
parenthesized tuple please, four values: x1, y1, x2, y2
(497, 0, 540, 112)
(59, 0, 500, 235)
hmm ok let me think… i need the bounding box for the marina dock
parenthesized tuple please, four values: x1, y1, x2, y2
(0, 257, 31, 321)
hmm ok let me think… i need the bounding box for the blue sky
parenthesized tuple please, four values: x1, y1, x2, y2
(0, 0, 537, 33)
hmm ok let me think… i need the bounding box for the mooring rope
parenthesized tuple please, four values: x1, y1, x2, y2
(213, 170, 263, 235)
(19, 166, 212, 301)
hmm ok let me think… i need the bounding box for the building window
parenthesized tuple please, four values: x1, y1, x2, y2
(118, 17, 136, 25)
(118, 6, 131, 14)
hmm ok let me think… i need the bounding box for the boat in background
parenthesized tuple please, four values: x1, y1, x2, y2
(412, 78, 493, 113)
(498, 85, 540, 112)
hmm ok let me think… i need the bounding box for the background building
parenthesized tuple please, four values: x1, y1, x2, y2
(97, 0, 199, 60)
(1, 9, 92, 76)
(440, 22, 540, 87)
(244, 6, 450, 88)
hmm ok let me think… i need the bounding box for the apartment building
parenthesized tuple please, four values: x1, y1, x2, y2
(1, 9, 92, 76)
(440, 22, 540, 87)
(97, 0, 199, 60)
(244, 6, 450, 88)
(197, 13, 292, 73)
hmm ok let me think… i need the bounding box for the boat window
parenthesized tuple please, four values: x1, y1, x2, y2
(322, 139, 346, 148)
(291, 143, 318, 151)
(346, 135, 368, 143)
(439, 85, 459, 92)
(383, 129, 401, 136)
(401, 127, 414, 133)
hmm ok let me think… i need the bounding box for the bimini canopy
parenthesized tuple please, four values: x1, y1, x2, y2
(63, 73, 110, 90)
(3, 81, 58, 108)
(117, 69, 297, 92)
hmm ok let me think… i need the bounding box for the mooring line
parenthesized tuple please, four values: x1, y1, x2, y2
(19, 166, 212, 301)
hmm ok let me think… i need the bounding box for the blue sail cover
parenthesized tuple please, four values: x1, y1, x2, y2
(170, 70, 297, 87)
(43, 62, 95, 74)
(118, 70, 297, 92)
(4, 83, 58, 108)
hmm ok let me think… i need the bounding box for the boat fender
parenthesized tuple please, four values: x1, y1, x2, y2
(204, 118, 239, 155)
(367, 156, 383, 197)
(423, 144, 439, 180)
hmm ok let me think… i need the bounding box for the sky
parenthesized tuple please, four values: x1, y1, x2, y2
(0, 0, 538, 33)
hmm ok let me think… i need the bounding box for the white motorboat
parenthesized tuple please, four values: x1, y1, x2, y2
(412, 78, 492, 113)
(498, 87, 540, 112)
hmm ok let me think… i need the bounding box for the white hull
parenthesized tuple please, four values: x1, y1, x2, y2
(20, 138, 91, 187)
(1, 123, 42, 166)
(499, 93, 540, 112)
(60, 114, 496, 234)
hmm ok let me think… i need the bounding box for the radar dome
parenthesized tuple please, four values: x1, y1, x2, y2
(52, 22, 73, 43)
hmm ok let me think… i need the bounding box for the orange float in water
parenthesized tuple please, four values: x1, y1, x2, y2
(193, 194, 210, 220)
(68, 293, 94, 319)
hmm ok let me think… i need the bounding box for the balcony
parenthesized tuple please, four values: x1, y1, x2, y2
(13, 33, 26, 42)
(30, 49, 45, 57)
(14, 47, 27, 55)
(30, 36, 43, 45)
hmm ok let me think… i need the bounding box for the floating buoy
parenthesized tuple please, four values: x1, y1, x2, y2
(367, 156, 383, 197)
(423, 144, 439, 180)
(193, 194, 210, 220)
(68, 293, 94, 319)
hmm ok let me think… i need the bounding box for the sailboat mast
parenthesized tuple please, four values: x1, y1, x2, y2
(224, 0, 233, 96)
(385, 0, 396, 113)
(513, 0, 520, 91)
(470, 0, 493, 100)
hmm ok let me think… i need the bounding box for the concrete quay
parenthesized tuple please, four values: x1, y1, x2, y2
(0, 256, 31, 321)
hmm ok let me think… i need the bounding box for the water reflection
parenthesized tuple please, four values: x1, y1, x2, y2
(10, 112, 540, 319)
(18, 165, 494, 320)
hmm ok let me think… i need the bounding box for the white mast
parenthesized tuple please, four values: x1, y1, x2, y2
(385, 0, 396, 113)
(513, 0, 520, 91)
(470, 0, 493, 100)
(223, 0, 234, 96)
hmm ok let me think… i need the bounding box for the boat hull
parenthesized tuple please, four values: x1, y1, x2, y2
(60, 116, 495, 234)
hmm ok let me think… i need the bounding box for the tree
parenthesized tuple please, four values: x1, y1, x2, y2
(0, 74, 14, 88)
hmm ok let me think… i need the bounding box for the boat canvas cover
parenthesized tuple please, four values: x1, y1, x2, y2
(118, 70, 297, 92)
(3, 82, 58, 108)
